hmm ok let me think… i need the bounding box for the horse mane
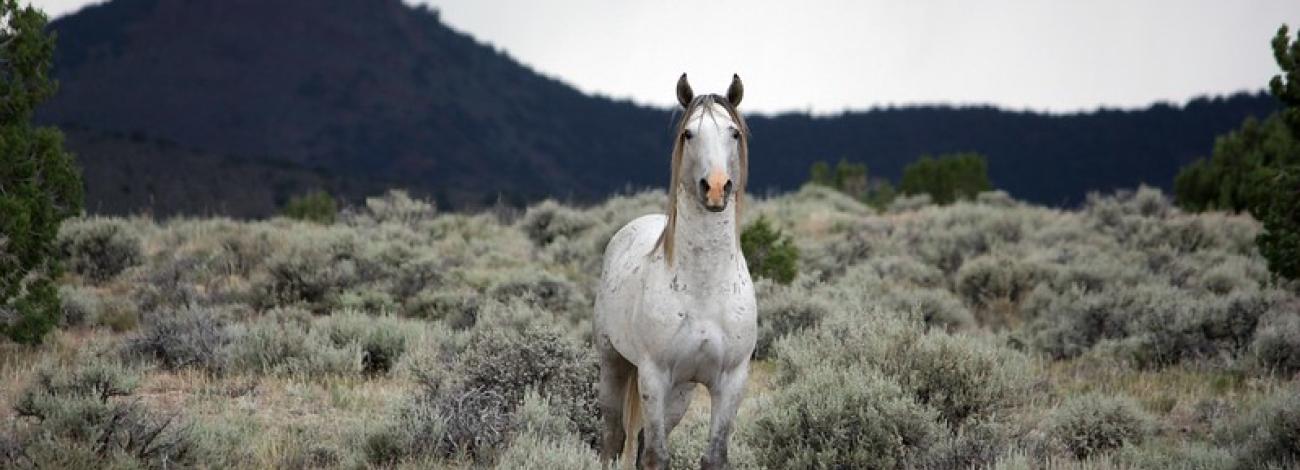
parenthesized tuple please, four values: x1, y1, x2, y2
(654, 94, 749, 265)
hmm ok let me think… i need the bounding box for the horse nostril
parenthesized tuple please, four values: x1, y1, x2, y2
(723, 180, 733, 194)
(699, 178, 710, 194)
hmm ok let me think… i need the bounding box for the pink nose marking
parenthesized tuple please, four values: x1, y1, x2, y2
(706, 167, 728, 206)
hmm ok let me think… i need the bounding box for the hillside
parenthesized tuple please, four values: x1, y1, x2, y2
(38, 0, 1277, 216)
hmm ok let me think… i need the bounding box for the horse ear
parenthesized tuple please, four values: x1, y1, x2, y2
(676, 73, 694, 108)
(726, 74, 743, 107)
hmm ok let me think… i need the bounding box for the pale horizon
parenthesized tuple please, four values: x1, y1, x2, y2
(33, 0, 1300, 115)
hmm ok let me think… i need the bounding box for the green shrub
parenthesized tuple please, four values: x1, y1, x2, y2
(281, 190, 337, 224)
(1048, 393, 1154, 459)
(56, 217, 143, 284)
(899, 153, 993, 204)
(741, 215, 799, 284)
(1174, 26, 1300, 281)
(0, 0, 84, 345)
(1256, 168, 1300, 281)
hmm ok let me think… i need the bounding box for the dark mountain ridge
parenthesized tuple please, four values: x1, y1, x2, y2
(38, 0, 1277, 216)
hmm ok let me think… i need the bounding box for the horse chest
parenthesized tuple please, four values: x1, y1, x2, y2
(628, 271, 756, 369)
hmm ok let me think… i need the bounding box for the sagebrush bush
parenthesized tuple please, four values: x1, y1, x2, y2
(451, 327, 599, 445)
(315, 310, 410, 375)
(129, 305, 232, 373)
(1048, 393, 1155, 459)
(224, 308, 365, 377)
(377, 326, 599, 465)
(888, 193, 933, 213)
(775, 307, 1037, 427)
(7, 349, 198, 468)
(1218, 386, 1300, 468)
(259, 228, 360, 310)
(1124, 288, 1283, 368)
(955, 253, 1046, 310)
(351, 189, 437, 226)
(487, 269, 585, 314)
(57, 217, 144, 283)
(877, 286, 976, 331)
(852, 255, 946, 289)
(1022, 285, 1151, 360)
(1251, 311, 1300, 375)
(57, 284, 101, 327)
(491, 391, 601, 469)
(749, 365, 943, 469)
(669, 415, 760, 469)
(405, 287, 480, 329)
(520, 199, 598, 246)
(754, 278, 832, 359)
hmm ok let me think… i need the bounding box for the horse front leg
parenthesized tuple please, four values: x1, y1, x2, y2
(702, 361, 749, 470)
(636, 364, 673, 470)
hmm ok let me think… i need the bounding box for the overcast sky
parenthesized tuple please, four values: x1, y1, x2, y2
(36, 0, 1300, 114)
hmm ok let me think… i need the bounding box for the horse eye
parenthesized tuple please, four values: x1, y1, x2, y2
(683, 129, 694, 140)
(731, 129, 740, 140)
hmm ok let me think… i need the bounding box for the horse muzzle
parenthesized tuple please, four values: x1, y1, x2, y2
(699, 170, 733, 212)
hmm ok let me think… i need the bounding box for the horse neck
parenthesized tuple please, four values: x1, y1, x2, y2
(670, 187, 740, 278)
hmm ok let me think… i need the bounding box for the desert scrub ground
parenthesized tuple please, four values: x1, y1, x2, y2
(2, 186, 1298, 469)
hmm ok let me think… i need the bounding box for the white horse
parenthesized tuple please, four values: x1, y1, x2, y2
(594, 74, 757, 470)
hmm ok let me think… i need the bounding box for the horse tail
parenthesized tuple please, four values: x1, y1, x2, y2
(621, 370, 641, 469)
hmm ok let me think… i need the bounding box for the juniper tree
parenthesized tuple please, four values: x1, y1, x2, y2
(1, 1, 83, 343)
